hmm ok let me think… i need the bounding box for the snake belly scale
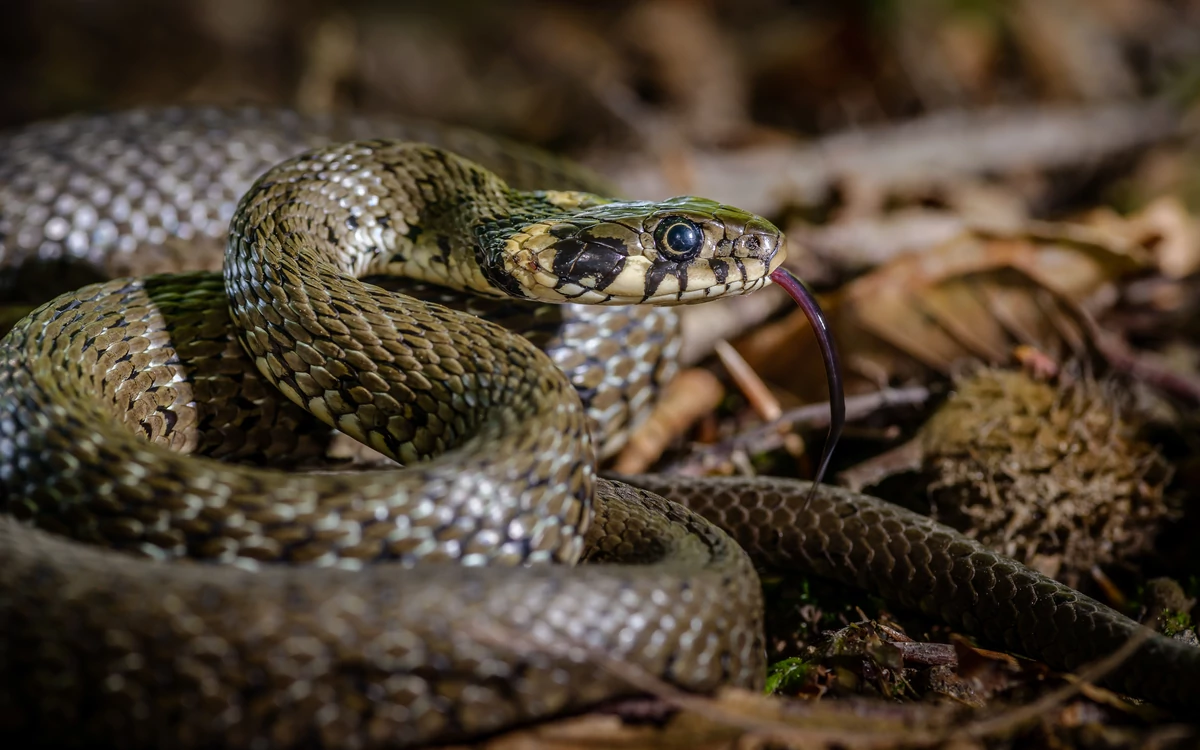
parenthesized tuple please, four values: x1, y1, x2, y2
(0, 109, 1197, 750)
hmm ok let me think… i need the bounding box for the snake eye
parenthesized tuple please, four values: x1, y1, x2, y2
(655, 217, 703, 260)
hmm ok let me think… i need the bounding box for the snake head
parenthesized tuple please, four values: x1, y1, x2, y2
(492, 196, 785, 305)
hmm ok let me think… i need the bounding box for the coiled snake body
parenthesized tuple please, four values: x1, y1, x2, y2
(0, 109, 1195, 749)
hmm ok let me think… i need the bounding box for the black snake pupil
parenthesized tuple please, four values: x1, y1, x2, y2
(663, 221, 700, 257)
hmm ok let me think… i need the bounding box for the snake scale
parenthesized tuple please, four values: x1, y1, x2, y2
(0, 108, 1195, 749)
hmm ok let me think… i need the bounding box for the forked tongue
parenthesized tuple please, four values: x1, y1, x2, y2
(768, 267, 844, 504)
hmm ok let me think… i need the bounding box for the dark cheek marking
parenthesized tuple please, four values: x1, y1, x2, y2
(436, 234, 453, 266)
(474, 227, 531, 298)
(478, 256, 528, 298)
(551, 238, 627, 291)
(711, 259, 729, 285)
(643, 261, 686, 300)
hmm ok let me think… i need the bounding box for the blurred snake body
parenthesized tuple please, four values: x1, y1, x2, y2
(0, 109, 1196, 749)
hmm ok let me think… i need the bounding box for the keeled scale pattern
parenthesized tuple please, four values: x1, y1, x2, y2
(0, 107, 678, 458)
(629, 474, 1200, 709)
(0, 127, 763, 745)
(0, 109, 1194, 750)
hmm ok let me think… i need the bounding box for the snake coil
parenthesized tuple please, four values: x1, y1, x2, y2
(0, 109, 1195, 750)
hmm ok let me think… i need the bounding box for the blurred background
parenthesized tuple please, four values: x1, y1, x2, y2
(4, 0, 1197, 148)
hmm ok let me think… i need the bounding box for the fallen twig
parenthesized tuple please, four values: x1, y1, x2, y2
(687, 386, 930, 464)
(601, 101, 1182, 217)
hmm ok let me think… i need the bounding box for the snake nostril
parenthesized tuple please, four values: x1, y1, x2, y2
(735, 234, 767, 257)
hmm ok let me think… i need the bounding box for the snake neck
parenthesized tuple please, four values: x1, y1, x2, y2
(229, 139, 602, 300)
(364, 180, 610, 301)
(470, 190, 618, 299)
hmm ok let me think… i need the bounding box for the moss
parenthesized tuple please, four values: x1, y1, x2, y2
(1159, 608, 1194, 638)
(765, 656, 818, 695)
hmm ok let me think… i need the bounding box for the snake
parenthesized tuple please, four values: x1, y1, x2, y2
(0, 108, 1196, 749)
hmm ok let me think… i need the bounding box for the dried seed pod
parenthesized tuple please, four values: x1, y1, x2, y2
(921, 367, 1172, 587)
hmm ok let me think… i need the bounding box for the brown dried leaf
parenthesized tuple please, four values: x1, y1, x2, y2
(738, 224, 1151, 400)
(1080, 196, 1200, 279)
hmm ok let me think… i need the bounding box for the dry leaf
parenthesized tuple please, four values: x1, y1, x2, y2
(737, 223, 1151, 399)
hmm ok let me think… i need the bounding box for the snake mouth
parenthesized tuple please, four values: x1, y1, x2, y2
(517, 256, 780, 305)
(505, 235, 786, 306)
(635, 236, 786, 304)
(640, 273, 774, 305)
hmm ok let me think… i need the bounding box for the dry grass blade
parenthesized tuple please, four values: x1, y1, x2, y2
(463, 620, 956, 750)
